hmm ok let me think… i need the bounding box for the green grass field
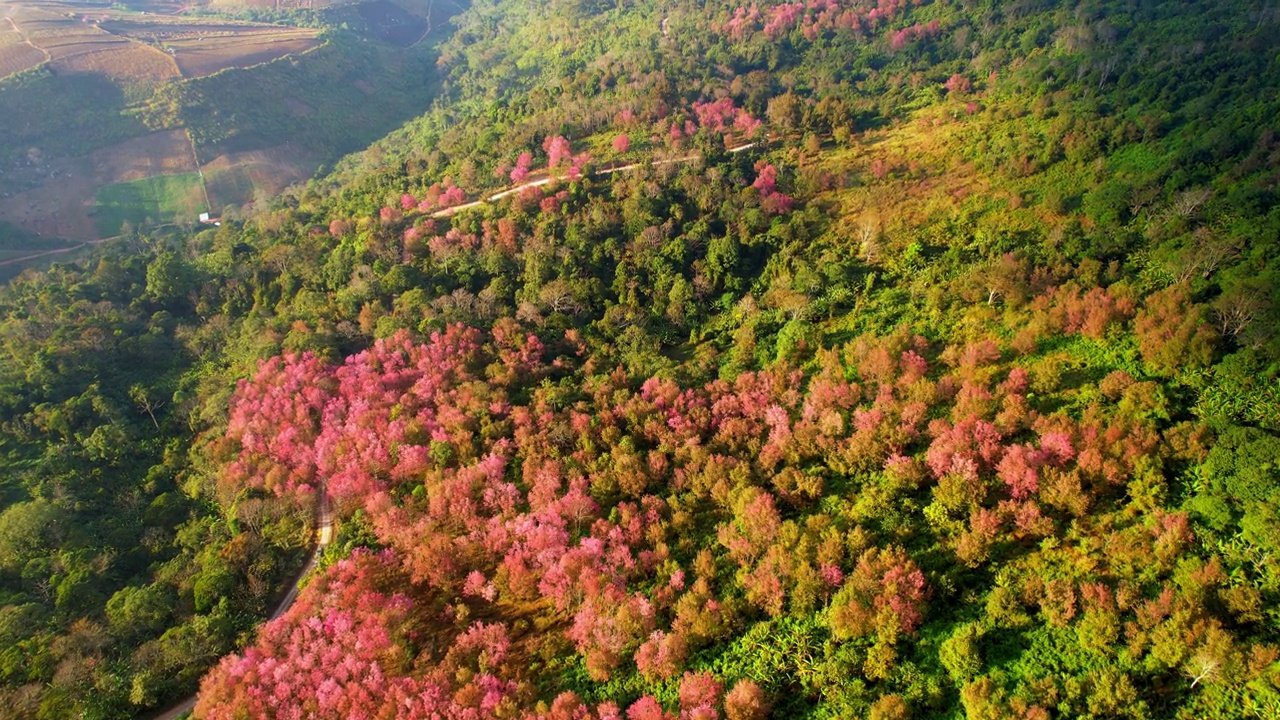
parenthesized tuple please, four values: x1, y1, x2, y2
(92, 172, 206, 236)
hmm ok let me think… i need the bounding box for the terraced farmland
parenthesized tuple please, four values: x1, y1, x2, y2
(99, 17, 322, 77)
(0, 0, 461, 250)
(0, 14, 48, 78)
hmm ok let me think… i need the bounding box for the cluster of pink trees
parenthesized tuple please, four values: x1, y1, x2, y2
(201, 304, 1207, 716)
(379, 179, 468, 224)
(503, 136, 592, 187)
(399, 182, 468, 214)
(888, 19, 942, 50)
(196, 549, 522, 719)
(510, 151, 535, 182)
(723, 0, 930, 43)
(691, 98, 763, 141)
(751, 162, 794, 214)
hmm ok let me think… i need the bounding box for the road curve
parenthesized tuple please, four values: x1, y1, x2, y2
(149, 492, 334, 720)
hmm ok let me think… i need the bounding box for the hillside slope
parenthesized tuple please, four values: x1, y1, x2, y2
(1, 0, 1278, 718)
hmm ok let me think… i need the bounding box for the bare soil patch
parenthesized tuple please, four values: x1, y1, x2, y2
(202, 143, 317, 210)
(168, 32, 320, 77)
(0, 130, 197, 240)
(50, 42, 178, 82)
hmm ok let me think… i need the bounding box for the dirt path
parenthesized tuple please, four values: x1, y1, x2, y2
(0, 242, 86, 268)
(430, 142, 756, 218)
(0, 232, 127, 269)
(148, 493, 334, 720)
(3, 13, 53, 65)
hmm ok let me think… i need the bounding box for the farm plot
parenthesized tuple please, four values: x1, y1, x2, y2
(357, 0, 427, 47)
(50, 42, 178, 84)
(201, 143, 317, 210)
(91, 172, 205, 236)
(0, 20, 47, 78)
(87, 129, 198, 183)
(167, 31, 320, 76)
(18, 10, 132, 61)
(0, 8, 48, 77)
(100, 18, 322, 77)
(0, 170, 100, 239)
(0, 129, 198, 240)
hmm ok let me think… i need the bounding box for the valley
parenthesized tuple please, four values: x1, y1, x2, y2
(0, 0, 460, 272)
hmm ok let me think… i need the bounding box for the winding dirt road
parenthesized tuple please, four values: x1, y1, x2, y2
(149, 494, 334, 720)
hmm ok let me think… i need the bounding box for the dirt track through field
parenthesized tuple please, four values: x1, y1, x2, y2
(1, 12, 52, 70)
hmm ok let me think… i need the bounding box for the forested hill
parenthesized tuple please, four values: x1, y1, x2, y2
(2, 0, 1279, 718)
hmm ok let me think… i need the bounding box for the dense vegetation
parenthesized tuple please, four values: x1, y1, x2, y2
(1, 0, 1279, 718)
(0, 247, 312, 717)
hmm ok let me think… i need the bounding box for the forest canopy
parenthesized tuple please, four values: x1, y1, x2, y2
(0, 0, 1279, 718)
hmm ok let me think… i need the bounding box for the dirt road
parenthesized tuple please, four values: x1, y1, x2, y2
(149, 492, 334, 720)
(430, 142, 756, 218)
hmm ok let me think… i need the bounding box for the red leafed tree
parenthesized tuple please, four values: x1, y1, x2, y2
(511, 151, 534, 182)
(724, 680, 770, 720)
(545, 135, 573, 169)
(439, 183, 467, 208)
(567, 590, 656, 680)
(996, 444, 1045, 500)
(717, 488, 782, 565)
(634, 629, 689, 681)
(328, 218, 352, 237)
(194, 550, 521, 720)
(924, 416, 1004, 480)
(944, 73, 972, 94)
(829, 546, 928, 640)
(752, 163, 778, 196)
(678, 671, 724, 714)
(613, 134, 631, 153)
(627, 696, 674, 720)
(1133, 285, 1217, 374)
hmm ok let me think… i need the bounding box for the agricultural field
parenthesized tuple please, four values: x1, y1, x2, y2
(201, 143, 317, 211)
(99, 17, 322, 77)
(169, 30, 320, 76)
(0, 129, 199, 239)
(0, 0, 462, 246)
(51, 42, 178, 86)
(356, 0, 426, 47)
(6, 4, 324, 82)
(91, 171, 205, 236)
(0, 13, 48, 78)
